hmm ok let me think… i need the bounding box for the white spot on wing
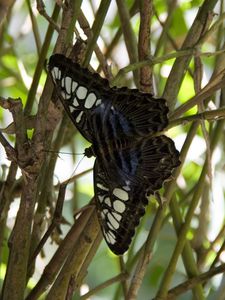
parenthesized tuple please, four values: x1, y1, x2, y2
(72, 81, 78, 92)
(98, 195, 104, 203)
(61, 90, 66, 99)
(69, 106, 75, 113)
(52, 67, 58, 81)
(65, 94, 71, 100)
(123, 181, 131, 191)
(107, 222, 114, 230)
(108, 230, 116, 239)
(58, 69, 61, 79)
(84, 93, 97, 109)
(97, 183, 109, 192)
(103, 209, 108, 215)
(104, 197, 111, 207)
(107, 232, 116, 244)
(123, 185, 131, 191)
(113, 188, 129, 201)
(65, 76, 72, 94)
(108, 213, 120, 230)
(95, 99, 102, 106)
(76, 86, 87, 99)
(72, 97, 79, 107)
(104, 233, 110, 244)
(108, 235, 116, 244)
(112, 212, 122, 221)
(113, 200, 126, 213)
(75, 111, 83, 124)
(100, 103, 105, 109)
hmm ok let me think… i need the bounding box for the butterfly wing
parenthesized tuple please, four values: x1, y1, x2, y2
(49, 54, 111, 142)
(49, 54, 180, 255)
(94, 160, 147, 255)
(109, 88, 169, 138)
(48, 54, 169, 143)
(94, 135, 180, 255)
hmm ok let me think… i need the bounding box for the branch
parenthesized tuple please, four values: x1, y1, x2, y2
(111, 48, 225, 86)
(80, 272, 129, 300)
(168, 107, 225, 129)
(165, 264, 225, 299)
(170, 68, 225, 120)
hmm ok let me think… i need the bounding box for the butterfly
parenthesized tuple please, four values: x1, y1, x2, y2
(48, 54, 180, 255)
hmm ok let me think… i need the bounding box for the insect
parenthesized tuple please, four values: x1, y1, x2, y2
(48, 54, 180, 255)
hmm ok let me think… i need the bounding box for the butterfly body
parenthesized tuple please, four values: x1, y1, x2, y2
(49, 54, 180, 255)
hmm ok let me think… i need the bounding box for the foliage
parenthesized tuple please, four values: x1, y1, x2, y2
(0, 0, 225, 299)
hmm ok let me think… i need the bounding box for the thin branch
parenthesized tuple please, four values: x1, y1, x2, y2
(119, 256, 129, 298)
(210, 239, 225, 270)
(127, 122, 199, 300)
(165, 264, 225, 299)
(154, 0, 178, 57)
(75, 230, 103, 291)
(170, 68, 225, 120)
(0, 0, 15, 26)
(0, 132, 17, 162)
(24, 3, 60, 115)
(163, 0, 218, 110)
(82, 0, 111, 67)
(26, 0, 42, 55)
(155, 113, 225, 299)
(80, 272, 129, 300)
(115, 0, 139, 87)
(28, 183, 67, 268)
(25, 206, 95, 300)
(111, 48, 225, 86)
(198, 222, 225, 267)
(168, 107, 225, 129)
(138, 0, 153, 92)
(198, 12, 225, 45)
(104, 1, 138, 60)
(78, 10, 112, 78)
(36, 0, 60, 32)
(45, 209, 100, 300)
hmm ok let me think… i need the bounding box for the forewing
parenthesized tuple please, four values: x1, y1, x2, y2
(48, 54, 110, 142)
(49, 54, 169, 143)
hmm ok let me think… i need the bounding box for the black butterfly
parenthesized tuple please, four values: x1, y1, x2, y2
(48, 54, 180, 255)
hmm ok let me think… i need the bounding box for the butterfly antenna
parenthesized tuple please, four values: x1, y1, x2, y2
(69, 154, 86, 182)
(43, 149, 84, 156)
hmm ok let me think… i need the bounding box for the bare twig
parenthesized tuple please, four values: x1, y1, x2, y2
(36, 0, 60, 32)
(116, 0, 139, 87)
(163, 0, 218, 110)
(170, 67, 225, 120)
(28, 183, 67, 267)
(26, 206, 95, 300)
(80, 272, 129, 300)
(168, 107, 225, 129)
(111, 48, 225, 86)
(165, 264, 225, 299)
(45, 208, 100, 300)
(0, 0, 15, 26)
(138, 0, 153, 92)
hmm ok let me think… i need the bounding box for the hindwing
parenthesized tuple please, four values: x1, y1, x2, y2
(94, 161, 147, 255)
(93, 135, 180, 254)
